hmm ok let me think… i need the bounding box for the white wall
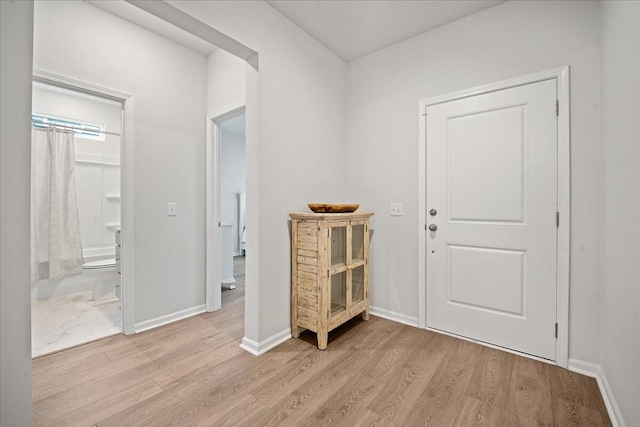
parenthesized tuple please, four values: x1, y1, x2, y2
(600, 2, 640, 425)
(219, 120, 246, 254)
(32, 84, 122, 260)
(33, 0, 208, 325)
(180, 0, 348, 344)
(346, 0, 602, 364)
(207, 48, 246, 112)
(0, 1, 34, 425)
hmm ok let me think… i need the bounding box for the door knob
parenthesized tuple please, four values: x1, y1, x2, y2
(428, 224, 438, 231)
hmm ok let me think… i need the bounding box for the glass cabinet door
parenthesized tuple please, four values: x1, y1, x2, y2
(352, 224, 365, 264)
(330, 272, 347, 315)
(328, 221, 367, 318)
(352, 265, 365, 304)
(330, 226, 346, 269)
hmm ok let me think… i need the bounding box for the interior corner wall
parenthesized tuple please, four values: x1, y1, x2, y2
(178, 0, 348, 344)
(0, 1, 34, 425)
(600, 1, 640, 425)
(345, 0, 602, 364)
(32, 0, 208, 326)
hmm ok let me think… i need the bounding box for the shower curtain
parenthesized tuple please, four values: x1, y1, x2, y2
(31, 127, 84, 282)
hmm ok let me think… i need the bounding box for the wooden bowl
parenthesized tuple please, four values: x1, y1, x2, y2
(308, 203, 359, 213)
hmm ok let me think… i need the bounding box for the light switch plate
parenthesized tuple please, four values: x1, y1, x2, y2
(168, 203, 177, 216)
(390, 203, 403, 216)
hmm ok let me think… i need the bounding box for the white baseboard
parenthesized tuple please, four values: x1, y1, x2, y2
(568, 358, 626, 427)
(134, 304, 206, 333)
(239, 328, 291, 356)
(369, 306, 419, 327)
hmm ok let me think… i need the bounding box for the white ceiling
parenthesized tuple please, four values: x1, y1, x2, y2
(85, 0, 218, 56)
(86, 0, 504, 63)
(267, 0, 505, 62)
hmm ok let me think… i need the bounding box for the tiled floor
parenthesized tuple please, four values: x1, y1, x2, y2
(31, 291, 121, 357)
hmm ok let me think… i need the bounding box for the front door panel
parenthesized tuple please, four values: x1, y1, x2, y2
(426, 79, 558, 360)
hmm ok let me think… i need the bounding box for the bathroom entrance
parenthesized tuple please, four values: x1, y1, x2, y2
(218, 111, 246, 309)
(205, 103, 246, 313)
(30, 80, 124, 357)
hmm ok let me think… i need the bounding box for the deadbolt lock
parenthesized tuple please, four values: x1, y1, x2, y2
(429, 209, 437, 216)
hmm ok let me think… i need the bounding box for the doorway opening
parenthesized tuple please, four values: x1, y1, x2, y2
(218, 112, 246, 308)
(206, 102, 246, 313)
(30, 75, 133, 357)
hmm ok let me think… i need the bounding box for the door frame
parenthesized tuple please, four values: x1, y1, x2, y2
(205, 100, 246, 312)
(33, 69, 136, 335)
(417, 66, 570, 367)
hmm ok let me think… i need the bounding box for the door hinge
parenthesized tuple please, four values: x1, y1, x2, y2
(556, 100, 559, 116)
(555, 322, 558, 338)
(327, 269, 330, 278)
(422, 106, 428, 116)
(556, 211, 560, 228)
(328, 310, 330, 319)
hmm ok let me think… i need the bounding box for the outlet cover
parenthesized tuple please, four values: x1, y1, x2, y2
(390, 203, 403, 216)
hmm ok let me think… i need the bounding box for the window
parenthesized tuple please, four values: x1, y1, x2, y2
(32, 113, 105, 141)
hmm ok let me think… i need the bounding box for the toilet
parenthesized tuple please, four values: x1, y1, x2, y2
(83, 258, 120, 301)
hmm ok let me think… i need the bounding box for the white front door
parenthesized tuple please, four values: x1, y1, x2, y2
(426, 79, 558, 360)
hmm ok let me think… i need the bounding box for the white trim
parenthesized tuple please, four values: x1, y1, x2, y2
(568, 359, 626, 427)
(33, 69, 131, 101)
(370, 306, 419, 327)
(417, 66, 571, 367)
(134, 304, 206, 333)
(121, 96, 135, 335)
(239, 328, 291, 356)
(205, 100, 246, 312)
(33, 69, 136, 336)
(555, 66, 571, 368)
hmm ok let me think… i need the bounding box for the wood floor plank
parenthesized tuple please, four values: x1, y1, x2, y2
(32, 334, 131, 375)
(504, 356, 554, 427)
(246, 348, 378, 426)
(402, 339, 481, 426)
(549, 365, 604, 411)
(302, 373, 385, 426)
(97, 344, 288, 426)
(453, 345, 515, 426)
(354, 409, 398, 427)
(552, 398, 605, 427)
(32, 353, 112, 401)
(366, 332, 452, 424)
(39, 378, 163, 427)
(247, 346, 334, 407)
(194, 392, 269, 426)
(359, 325, 433, 383)
(453, 396, 491, 427)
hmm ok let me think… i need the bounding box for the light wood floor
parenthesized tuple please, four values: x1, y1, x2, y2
(33, 257, 610, 426)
